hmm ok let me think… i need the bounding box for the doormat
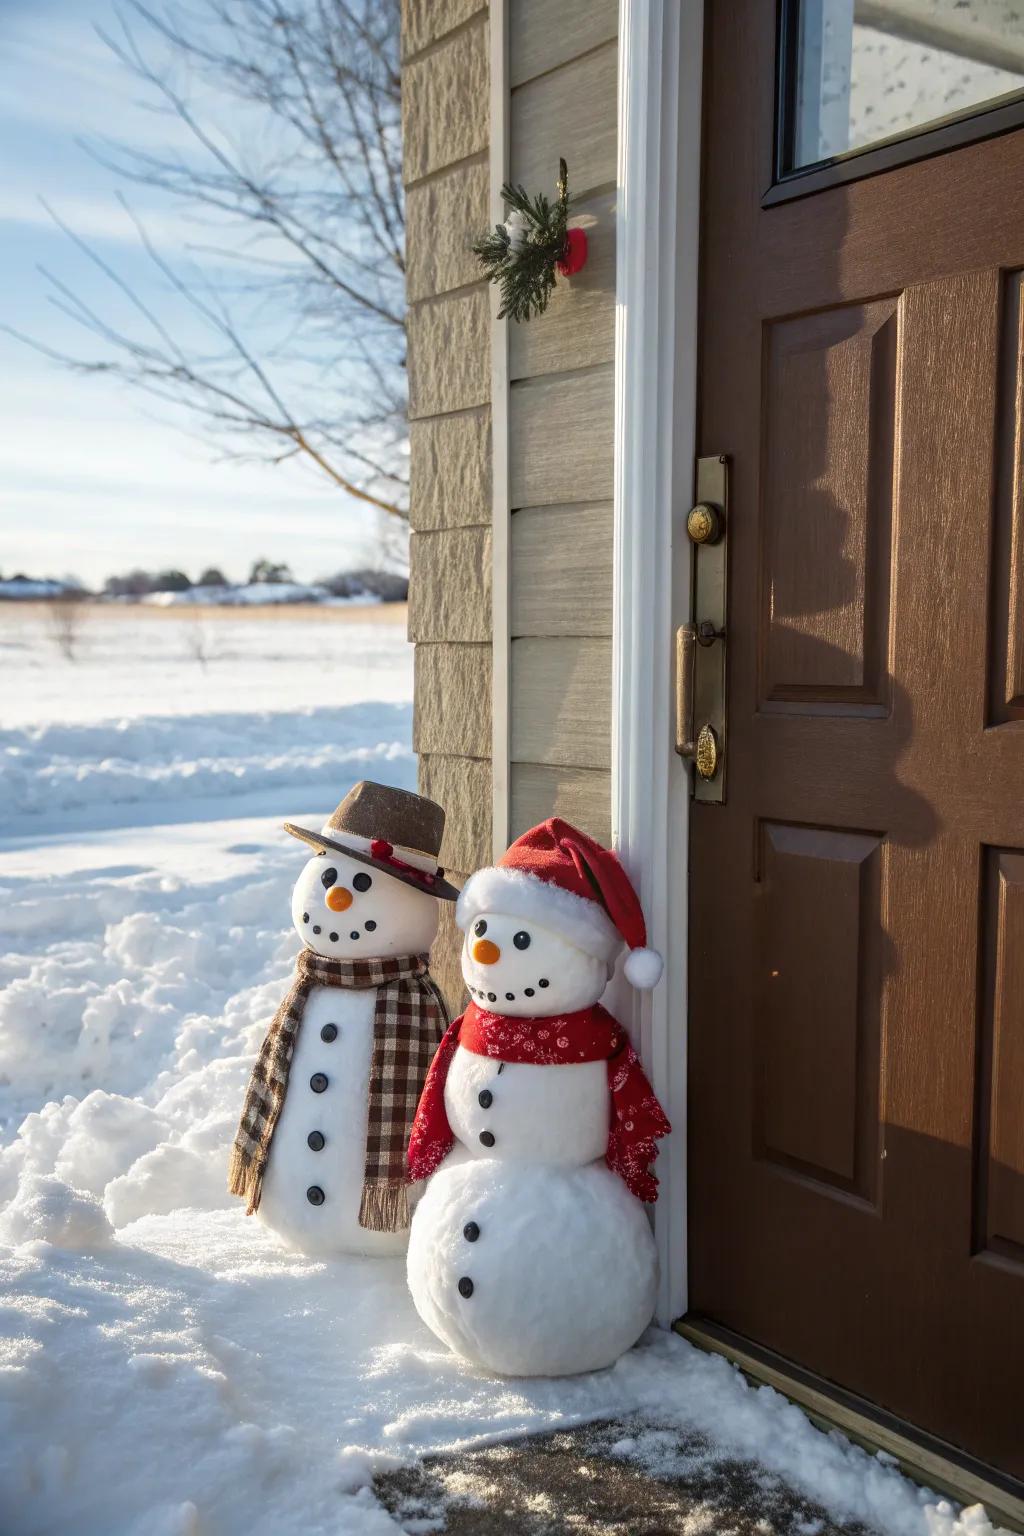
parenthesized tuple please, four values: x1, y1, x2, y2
(374, 1415, 879, 1535)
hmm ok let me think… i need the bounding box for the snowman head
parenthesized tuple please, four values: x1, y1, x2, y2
(283, 782, 460, 960)
(456, 819, 663, 1011)
(291, 848, 439, 960)
(461, 911, 608, 1015)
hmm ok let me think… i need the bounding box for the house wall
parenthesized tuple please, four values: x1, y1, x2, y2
(402, 0, 619, 1011)
(402, 0, 492, 1010)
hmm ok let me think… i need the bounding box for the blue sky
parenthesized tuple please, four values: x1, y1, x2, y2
(0, 0, 387, 587)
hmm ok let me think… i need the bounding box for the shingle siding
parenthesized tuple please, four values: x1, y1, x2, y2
(403, 0, 493, 1016)
(403, 0, 619, 1011)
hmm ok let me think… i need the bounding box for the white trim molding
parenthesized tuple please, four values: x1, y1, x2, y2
(613, 0, 705, 1325)
(489, 0, 512, 861)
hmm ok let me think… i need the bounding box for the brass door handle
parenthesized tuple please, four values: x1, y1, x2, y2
(675, 621, 722, 781)
(675, 622, 697, 757)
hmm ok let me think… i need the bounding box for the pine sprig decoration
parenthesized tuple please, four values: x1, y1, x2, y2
(473, 158, 583, 323)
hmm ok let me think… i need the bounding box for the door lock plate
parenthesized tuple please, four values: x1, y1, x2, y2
(678, 455, 728, 804)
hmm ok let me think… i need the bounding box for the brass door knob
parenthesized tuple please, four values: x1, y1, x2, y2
(695, 724, 719, 781)
(686, 502, 722, 545)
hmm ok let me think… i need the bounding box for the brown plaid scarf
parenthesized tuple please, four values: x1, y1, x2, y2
(228, 948, 448, 1232)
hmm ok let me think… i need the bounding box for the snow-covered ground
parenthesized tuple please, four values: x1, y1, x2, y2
(140, 582, 382, 606)
(0, 607, 1007, 1535)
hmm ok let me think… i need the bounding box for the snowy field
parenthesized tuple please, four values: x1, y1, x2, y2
(0, 606, 1006, 1535)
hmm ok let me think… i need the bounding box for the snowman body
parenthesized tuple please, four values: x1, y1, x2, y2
(407, 1151, 657, 1376)
(407, 910, 660, 1375)
(256, 841, 439, 1259)
(257, 985, 407, 1258)
(443, 1049, 608, 1166)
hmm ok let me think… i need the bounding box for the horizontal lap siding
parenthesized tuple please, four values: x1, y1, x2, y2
(511, 638, 613, 769)
(510, 40, 618, 192)
(506, 1, 617, 845)
(510, 764, 612, 846)
(510, 504, 612, 635)
(509, 0, 618, 89)
(403, 0, 491, 1012)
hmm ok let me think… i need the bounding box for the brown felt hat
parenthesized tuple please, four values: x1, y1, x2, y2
(284, 780, 460, 901)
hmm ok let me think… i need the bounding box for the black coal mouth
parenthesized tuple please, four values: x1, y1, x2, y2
(468, 979, 549, 1005)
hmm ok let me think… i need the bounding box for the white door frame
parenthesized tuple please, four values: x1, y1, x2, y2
(612, 0, 705, 1325)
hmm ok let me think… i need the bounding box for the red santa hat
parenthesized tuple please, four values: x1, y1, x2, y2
(455, 818, 664, 989)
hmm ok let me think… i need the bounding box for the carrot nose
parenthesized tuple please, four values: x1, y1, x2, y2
(473, 938, 501, 965)
(325, 886, 353, 912)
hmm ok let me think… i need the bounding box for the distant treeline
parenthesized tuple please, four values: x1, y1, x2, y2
(0, 558, 408, 603)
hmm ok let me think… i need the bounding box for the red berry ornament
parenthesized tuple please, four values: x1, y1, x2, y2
(556, 227, 588, 277)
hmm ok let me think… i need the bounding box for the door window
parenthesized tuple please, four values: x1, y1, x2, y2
(777, 0, 1024, 190)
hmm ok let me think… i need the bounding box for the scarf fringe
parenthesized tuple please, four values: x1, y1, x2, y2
(227, 1148, 264, 1216)
(358, 1180, 410, 1233)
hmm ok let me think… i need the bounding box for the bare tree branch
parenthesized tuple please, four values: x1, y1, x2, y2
(12, 0, 409, 521)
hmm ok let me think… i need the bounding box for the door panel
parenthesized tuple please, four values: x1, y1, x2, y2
(761, 300, 897, 710)
(991, 270, 1024, 723)
(692, 1, 1024, 1477)
(754, 822, 883, 1204)
(978, 849, 1024, 1265)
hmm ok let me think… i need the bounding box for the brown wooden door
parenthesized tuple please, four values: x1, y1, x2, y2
(690, 1, 1024, 1478)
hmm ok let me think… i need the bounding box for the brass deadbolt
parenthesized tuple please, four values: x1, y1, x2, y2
(686, 502, 722, 545)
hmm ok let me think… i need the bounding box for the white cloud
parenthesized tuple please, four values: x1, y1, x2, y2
(0, 190, 214, 251)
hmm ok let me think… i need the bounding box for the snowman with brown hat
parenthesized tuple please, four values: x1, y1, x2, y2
(228, 781, 458, 1258)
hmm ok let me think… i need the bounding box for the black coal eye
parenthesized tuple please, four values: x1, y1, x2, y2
(513, 931, 531, 950)
(352, 872, 372, 892)
(474, 919, 487, 937)
(320, 868, 337, 889)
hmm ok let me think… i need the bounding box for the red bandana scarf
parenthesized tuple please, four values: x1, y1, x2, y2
(407, 1001, 671, 1202)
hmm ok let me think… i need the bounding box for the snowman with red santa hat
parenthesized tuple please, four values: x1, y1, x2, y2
(406, 818, 670, 1377)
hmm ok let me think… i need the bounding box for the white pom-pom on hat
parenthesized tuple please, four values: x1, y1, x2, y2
(624, 946, 664, 990)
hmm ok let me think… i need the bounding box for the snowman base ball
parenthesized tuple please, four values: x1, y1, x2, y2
(407, 1151, 658, 1377)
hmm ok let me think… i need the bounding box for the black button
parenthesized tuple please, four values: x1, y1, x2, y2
(479, 1130, 495, 1148)
(458, 1276, 474, 1298)
(307, 1131, 325, 1151)
(463, 1221, 480, 1242)
(478, 1089, 493, 1109)
(306, 1185, 325, 1205)
(320, 1023, 338, 1042)
(310, 1072, 328, 1093)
